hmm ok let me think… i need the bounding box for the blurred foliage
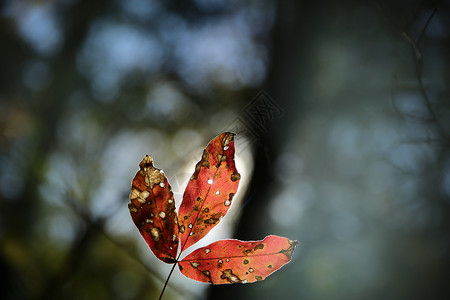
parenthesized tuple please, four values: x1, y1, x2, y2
(1, 0, 450, 300)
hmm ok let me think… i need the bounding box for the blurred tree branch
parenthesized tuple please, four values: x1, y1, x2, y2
(378, 2, 450, 298)
(377, 2, 449, 140)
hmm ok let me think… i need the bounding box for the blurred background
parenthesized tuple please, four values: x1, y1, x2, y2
(1, 0, 449, 299)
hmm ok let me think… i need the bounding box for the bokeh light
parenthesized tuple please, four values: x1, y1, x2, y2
(1, 1, 449, 299)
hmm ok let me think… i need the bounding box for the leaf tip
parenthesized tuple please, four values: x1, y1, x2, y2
(220, 132, 236, 149)
(279, 238, 299, 261)
(223, 131, 236, 136)
(139, 155, 153, 169)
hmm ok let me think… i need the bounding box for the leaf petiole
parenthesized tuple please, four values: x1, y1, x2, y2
(159, 261, 178, 300)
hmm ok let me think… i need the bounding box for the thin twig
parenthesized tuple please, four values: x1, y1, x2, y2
(418, 9, 437, 44)
(377, 3, 449, 140)
(407, 10, 450, 139)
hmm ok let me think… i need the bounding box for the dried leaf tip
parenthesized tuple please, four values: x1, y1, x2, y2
(137, 155, 166, 190)
(279, 239, 299, 260)
(221, 132, 235, 147)
(139, 155, 153, 169)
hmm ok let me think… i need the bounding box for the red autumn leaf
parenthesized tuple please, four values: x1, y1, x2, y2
(178, 235, 298, 284)
(178, 132, 241, 251)
(128, 132, 298, 299)
(128, 155, 178, 263)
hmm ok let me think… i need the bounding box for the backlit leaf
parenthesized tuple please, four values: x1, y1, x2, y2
(178, 132, 240, 251)
(128, 155, 178, 263)
(128, 133, 299, 296)
(178, 235, 298, 284)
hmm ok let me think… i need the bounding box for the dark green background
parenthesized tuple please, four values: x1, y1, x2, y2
(1, 0, 449, 299)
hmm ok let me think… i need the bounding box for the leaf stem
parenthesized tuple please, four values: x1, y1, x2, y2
(159, 262, 178, 300)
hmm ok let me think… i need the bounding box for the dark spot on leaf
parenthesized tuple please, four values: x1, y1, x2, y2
(204, 217, 219, 224)
(216, 154, 227, 168)
(217, 259, 223, 268)
(196, 196, 202, 202)
(204, 207, 209, 213)
(230, 171, 241, 182)
(268, 265, 272, 269)
(202, 270, 211, 277)
(128, 203, 138, 213)
(220, 269, 242, 283)
(191, 150, 210, 180)
(243, 249, 253, 256)
(184, 216, 188, 220)
(243, 259, 249, 265)
(165, 257, 177, 264)
(254, 243, 265, 251)
(201, 151, 210, 168)
(255, 276, 263, 281)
